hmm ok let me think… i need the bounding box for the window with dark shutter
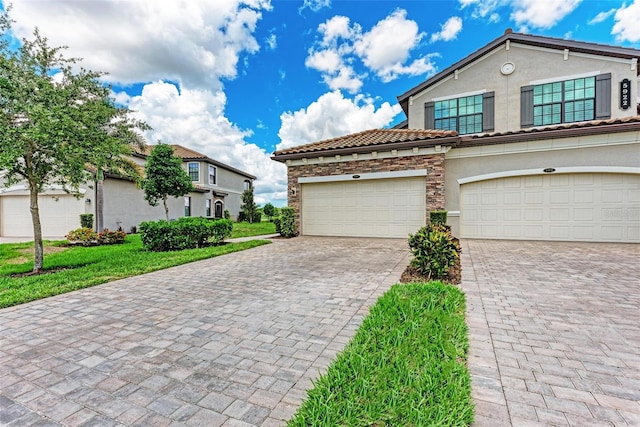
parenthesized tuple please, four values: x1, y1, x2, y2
(595, 73, 611, 119)
(521, 85, 534, 127)
(482, 92, 495, 132)
(425, 101, 435, 130)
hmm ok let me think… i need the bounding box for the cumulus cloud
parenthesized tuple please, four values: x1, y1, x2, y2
(612, 0, 640, 43)
(510, 0, 582, 29)
(277, 91, 402, 151)
(129, 81, 287, 206)
(305, 9, 435, 91)
(299, 0, 331, 13)
(7, 0, 272, 90)
(459, 0, 581, 29)
(430, 16, 463, 43)
(588, 8, 617, 25)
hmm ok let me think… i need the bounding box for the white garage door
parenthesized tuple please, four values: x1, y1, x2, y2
(461, 173, 640, 242)
(301, 177, 426, 238)
(1, 194, 84, 238)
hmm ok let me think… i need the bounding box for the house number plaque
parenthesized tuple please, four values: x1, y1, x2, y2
(620, 79, 631, 110)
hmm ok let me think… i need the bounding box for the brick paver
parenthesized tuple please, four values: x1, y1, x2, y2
(461, 240, 640, 426)
(0, 237, 410, 426)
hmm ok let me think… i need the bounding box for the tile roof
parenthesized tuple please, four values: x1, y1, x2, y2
(460, 115, 640, 146)
(135, 144, 256, 179)
(272, 128, 458, 158)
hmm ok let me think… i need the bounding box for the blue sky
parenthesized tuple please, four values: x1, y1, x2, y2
(3, 0, 639, 206)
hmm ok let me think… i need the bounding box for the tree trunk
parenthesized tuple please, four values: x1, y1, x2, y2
(163, 197, 169, 221)
(95, 169, 104, 232)
(29, 183, 44, 273)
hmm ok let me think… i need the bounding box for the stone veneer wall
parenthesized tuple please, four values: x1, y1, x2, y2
(286, 153, 446, 234)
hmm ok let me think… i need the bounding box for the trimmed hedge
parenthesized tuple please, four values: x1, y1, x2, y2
(278, 207, 297, 238)
(139, 217, 233, 251)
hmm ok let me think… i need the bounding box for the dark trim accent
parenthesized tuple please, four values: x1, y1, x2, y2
(482, 92, 495, 132)
(595, 73, 612, 119)
(521, 85, 534, 127)
(425, 101, 435, 130)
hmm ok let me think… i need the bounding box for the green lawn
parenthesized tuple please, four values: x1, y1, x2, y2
(0, 234, 269, 309)
(231, 220, 276, 238)
(288, 281, 474, 427)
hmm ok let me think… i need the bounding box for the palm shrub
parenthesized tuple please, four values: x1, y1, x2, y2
(408, 223, 460, 280)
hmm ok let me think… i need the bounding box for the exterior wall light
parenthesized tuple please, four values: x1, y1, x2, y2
(543, 168, 556, 173)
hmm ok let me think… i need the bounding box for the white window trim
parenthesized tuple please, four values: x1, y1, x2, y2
(209, 165, 217, 186)
(431, 89, 486, 102)
(529, 71, 599, 86)
(188, 162, 200, 182)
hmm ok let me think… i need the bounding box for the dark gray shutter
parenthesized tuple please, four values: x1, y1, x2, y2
(425, 101, 435, 130)
(482, 92, 495, 132)
(595, 73, 611, 119)
(521, 85, 534, 127)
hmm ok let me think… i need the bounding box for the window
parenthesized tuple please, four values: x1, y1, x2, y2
(425, 92, 494, 134)
(521, 73, 610, 127)
(205, 199, 211, 217)
(188, 162, 199, 181)
(209, 165, 217, 185)
(244, 180, 252, 191)
(533, 77, 595, 126)
(184, 196, 191, 217)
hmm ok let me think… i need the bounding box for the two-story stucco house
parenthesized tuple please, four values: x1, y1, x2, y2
(272, 30, 640, 243)
(0, 144, 255, 238)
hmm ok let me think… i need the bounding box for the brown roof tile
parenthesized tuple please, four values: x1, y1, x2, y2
(272, 128, 458, 157)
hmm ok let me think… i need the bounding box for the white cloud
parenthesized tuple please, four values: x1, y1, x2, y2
(430, 16, 463, 43)
(589, 8, 617, 25)
(299, 0, 331, 13)
(306, 9, 435, 90)
(510, 0, 582, 29)
(266, 33, 277, 50)
(458, 0, 506, 19)
(129, 81, 287, 206)
(612, 0, 640, 43)
(277, 91, 402, 151)
(7, 0, 272, 90)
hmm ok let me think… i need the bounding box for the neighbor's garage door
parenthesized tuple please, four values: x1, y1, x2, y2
(301, 177, 426, 238)
(460, 173, 640, 242)
(1, 194, 84, 237)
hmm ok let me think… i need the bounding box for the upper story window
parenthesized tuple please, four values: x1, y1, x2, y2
(425, 92, 494, 135)
(244, 180, 252, 191)
(209, 165, 217, 185)
(188, 162, 199, 182)
(184, 196, 191, 217)
(522, 73, 611, 127)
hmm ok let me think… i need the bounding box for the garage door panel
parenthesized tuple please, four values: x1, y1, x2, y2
(460, 173, 640, 243)
(301, 177, 426, 238)
(2, 194, 84, 237)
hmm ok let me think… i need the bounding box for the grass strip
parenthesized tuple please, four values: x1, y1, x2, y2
(0, 234, 269, 309)
(230, 221, 276, 238)
(288, 281, 474, 427)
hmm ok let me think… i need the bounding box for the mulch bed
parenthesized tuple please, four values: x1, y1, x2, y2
(399, 256, 461, 285)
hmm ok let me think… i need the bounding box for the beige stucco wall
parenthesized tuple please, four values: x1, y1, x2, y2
(443, 131, 640, 234)
(407, 42, 639, 132)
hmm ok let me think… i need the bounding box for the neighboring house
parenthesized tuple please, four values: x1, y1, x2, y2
(0, 144, 255, 238)
(272, 30, 640, 243)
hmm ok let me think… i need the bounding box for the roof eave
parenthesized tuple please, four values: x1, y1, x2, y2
(272, 136, 460, 162)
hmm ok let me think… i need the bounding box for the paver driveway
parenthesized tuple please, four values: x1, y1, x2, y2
(0, 237, 410, 426)
(461, 240, 640, 426)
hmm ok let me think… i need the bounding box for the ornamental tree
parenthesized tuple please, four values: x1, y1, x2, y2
(142, 143, 194, 220)
(240, 187, 258, 223)
(0, 13, 149, 272)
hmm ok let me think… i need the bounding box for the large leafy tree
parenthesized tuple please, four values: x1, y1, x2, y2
(142, 143, 194, 220)
(0, 13, 149, 272)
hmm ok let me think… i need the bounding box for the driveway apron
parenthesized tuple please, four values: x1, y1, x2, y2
(461, 240, 640, 426)
(0, 237, 410, 426)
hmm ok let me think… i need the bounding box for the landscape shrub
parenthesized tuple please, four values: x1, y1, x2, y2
(66, 227, 99, 246)
(429, 210, 448, 226)
(79, 213, 94, 229)
(278, 207, 297, 238)
(96, 229, 127, 245)
(408, 223, 460, 281)
(273, 217, 281, 234)
(66, 227, 126, 246)
(139, 217, 233, 251)
(224, 209, 231, 220)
